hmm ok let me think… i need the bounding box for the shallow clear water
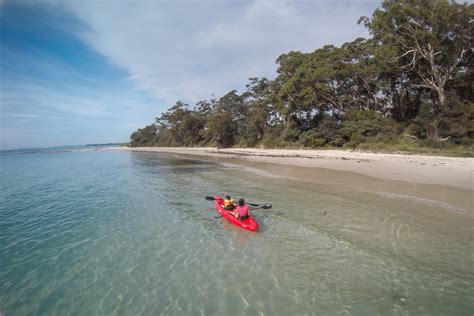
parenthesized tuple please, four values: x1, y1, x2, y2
(0, 150, 473, 315)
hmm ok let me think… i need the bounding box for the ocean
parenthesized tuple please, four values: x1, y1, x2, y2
(1, 148, 473, 315)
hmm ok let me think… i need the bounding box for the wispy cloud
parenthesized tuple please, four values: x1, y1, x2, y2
(1, 2, 161, 149)
(58, 0, 376, 104)
(1, 0, 380, 149)
(1, 77, 157, 148)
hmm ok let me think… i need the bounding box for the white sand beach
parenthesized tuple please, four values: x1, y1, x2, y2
(118, 147, 473, 190)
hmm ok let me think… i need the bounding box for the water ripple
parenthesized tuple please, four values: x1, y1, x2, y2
(0, 151, 472, 315)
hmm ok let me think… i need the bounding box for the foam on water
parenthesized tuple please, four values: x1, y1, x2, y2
(371, 191, 468, 213)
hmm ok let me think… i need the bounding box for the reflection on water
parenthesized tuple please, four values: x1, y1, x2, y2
(0, 150, 473, 315)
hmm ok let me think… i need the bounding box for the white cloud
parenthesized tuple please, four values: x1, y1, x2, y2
(0, 71, 157, 149)
(52, 0, 376, 105)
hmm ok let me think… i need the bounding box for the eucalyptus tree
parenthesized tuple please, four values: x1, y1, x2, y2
(301, 45, 348, 122)
(202, 91, 244, 147)
(360, 0, 473, 110)
(274, 51, 307, 126)
(130, 0, 472, 150)
(240, 77, 273, 145)
(130, 124, 157, 147)
(340, 38, 384, 112)
(203, 111, 235, 148)
(154, 101, 203, 146)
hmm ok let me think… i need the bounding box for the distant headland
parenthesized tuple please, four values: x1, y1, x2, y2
(85, 143, 126, 147)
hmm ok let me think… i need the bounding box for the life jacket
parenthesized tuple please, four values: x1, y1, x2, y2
(235, 205, 249, 218)
(224, 198, 234, 207)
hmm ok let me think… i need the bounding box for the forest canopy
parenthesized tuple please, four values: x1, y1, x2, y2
(130, 0, 473, 155)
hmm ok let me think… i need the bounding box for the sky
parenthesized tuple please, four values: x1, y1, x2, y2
(0, 0, 381, 150)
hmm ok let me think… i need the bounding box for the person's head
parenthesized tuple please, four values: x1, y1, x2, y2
(238, 198, 245, 206)
(225, 195, 231, 200)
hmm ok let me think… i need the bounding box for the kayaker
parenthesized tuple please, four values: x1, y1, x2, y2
(223, 195, 235, 210)
(229, 198, 250, 220)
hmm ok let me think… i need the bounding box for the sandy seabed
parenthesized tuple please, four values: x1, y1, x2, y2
(115, 147, 473, 212)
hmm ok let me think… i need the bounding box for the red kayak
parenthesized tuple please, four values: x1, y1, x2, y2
(214, 195, 258, 232)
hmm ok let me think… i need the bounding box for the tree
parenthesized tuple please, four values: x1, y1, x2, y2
(129, 0, 473, 151)
(241, 77, 273, 145)
(340, 38, 384, 112)
(203, 111, 236, 148)
(153, 101, 203, 146)
(130, 124, 157, 147)
(360, 0, 474, 109)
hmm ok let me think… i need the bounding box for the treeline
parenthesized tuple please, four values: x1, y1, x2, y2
(130, 0, 473, 154)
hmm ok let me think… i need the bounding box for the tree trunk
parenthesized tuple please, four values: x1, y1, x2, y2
(306, 110, 312, 129)
(423, 44, 448, 109)
(436, 86, 446, 109)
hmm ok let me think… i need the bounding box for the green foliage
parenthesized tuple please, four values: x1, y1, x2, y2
(338, 109, 390, 146)
(298, 115, 342, 147)
(130, 125, 157, 147)
(129, 0, 473, 156)
(362, 0, 473, 109)
(406, 103, 437, 139)
(299, 131, 327, 147)
(439, 102, 474, 142)
(203, 111, 236, 148)
(281, 118, 302, 142)
(240, 78, 273, 146)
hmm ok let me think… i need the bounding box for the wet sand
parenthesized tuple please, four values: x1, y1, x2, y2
(116, 147, 473, 212)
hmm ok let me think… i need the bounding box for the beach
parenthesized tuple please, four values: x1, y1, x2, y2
(119, 147, 472, 188)
(117, 147, 473, 212)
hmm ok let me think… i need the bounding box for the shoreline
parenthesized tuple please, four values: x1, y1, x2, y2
(114, 147, 473, 212)
(117, 147, 473, 189)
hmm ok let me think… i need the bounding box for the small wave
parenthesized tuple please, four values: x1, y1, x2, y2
(373, 192, 467, 213)
(217, 162, 290, 179)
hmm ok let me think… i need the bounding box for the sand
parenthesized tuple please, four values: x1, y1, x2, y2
(118, 147, 472, 188)
(114, 147, 473, 212)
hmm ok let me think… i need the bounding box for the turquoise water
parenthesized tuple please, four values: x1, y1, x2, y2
(1, 149, 473, 315)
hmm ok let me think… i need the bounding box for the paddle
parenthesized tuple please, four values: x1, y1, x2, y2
(205, 196, 269, 208)
(213, 205, 272, 218)
(207, 195, 272, 218)
(251, 204, 272, 210)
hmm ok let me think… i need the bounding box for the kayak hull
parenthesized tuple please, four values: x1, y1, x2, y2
(214, 195, 259, 232)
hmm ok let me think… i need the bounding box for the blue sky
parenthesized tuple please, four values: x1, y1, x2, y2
(0, 0, 381, 150)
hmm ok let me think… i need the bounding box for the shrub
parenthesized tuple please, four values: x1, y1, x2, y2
(338, 109, 389, 143)
(299, 130, 327, 147)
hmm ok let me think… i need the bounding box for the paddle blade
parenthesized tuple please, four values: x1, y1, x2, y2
(261, 204, 272, 209)
(205, 196, 215, 201)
